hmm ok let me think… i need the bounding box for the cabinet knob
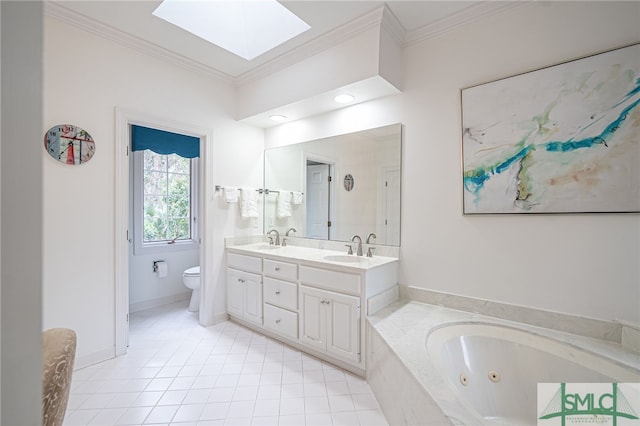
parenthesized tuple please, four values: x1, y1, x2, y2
(275, 290, 281, 295)
(275, 267, 281, 271)
(275, 319, 281, 324)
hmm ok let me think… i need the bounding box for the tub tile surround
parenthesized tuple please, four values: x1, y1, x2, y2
(367, 300, 640, 425)
(621, 321, 640, 353)
(401, 285, 628, 345)
(366, 324, 451, 425)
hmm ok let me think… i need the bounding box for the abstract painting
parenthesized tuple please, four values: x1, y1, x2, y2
(462, 43, 640, 214)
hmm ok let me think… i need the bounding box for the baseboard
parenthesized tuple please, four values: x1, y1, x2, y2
(129, 291, 190, 313)
(74, 347, 114, 370)
(212, 312, 230, 325)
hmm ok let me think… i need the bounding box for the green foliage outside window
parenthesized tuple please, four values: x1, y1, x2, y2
(142, 150, 192, 242)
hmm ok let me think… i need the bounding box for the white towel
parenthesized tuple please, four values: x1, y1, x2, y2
(277, 192, 292, 218)
(291, 191, 303, 205)
(240, 188, 259, 218)
(224, 187, 239, 203)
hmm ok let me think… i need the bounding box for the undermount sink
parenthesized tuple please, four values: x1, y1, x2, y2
(323, 255, 368, 263)
(255, 244, 281, 250)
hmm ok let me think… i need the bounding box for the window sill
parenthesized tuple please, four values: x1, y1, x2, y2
(133, 239, 199, 256)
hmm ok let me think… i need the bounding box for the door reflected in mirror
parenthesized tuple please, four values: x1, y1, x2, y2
(264, 123, 401, 247)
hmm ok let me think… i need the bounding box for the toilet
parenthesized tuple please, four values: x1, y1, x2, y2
(182, 266, 200, 312)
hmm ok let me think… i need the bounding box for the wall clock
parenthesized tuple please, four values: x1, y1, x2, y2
(44, 124, 95, 165)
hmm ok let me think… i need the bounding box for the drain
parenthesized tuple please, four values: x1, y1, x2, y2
(488, 370, 501, 383)
(459, 373, 469, 386)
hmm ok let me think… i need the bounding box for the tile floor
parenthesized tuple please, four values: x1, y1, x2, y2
(64, 301, 389, 425)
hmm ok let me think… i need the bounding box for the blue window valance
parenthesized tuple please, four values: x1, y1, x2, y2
(131, 125, 200, 158)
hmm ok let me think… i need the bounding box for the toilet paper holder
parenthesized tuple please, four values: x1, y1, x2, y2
(153, 260, 165, 272)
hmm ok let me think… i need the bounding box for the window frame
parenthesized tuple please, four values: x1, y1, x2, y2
(132, 149, 199, 255)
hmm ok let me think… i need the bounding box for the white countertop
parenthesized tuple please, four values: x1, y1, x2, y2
(226, 242, 398, 272)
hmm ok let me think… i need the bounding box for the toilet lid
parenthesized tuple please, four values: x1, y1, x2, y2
(184, 266, 200, 276)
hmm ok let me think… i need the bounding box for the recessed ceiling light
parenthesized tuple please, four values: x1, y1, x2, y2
(334, 94, 355, 104)
(153, 0, 310, 61)
(269, 114, 288, 122)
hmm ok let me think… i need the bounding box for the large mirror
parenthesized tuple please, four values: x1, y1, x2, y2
(264, 123, 401, 246)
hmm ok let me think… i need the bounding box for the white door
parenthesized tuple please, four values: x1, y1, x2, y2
(227, 268, 244, 318)
(298, 285, 326, 351)
(326, 291, 360, 363)
(382, 168, 401, 246)
(306, 164, 330, 239)
(243, 272, 263, 325)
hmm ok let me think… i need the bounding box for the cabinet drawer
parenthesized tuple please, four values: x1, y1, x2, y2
(263, 304, 298, 340)
(264, 277, 297, 311)
(299, 266, 361, 294)
(263, 259, 297, 281)
(227, 252, 262, 274)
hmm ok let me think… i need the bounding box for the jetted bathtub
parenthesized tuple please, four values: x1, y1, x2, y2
(426, 322, 640, 425)
(367, 301, 640, 426)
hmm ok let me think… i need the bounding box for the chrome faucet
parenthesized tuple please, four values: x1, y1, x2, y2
(282, 228, 296, 246)
(366, 233, 376, 257)
(267, 229, 280, 246)
(351, 235, 363, 256)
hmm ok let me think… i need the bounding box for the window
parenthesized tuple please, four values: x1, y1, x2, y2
(133, 149, 198, 254)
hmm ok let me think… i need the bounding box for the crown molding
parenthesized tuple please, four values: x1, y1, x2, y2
(404, 1, 527, 47)
(234, 6, 387, 87)
(44, 1, 529, 90)
(44, 2, 235, 85)
(380, 4, 407, 47)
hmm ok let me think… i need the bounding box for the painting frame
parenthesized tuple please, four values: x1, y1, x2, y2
(461, 43, 640, 214)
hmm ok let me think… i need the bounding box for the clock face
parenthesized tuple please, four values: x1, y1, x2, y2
(44, 124, 95, 165)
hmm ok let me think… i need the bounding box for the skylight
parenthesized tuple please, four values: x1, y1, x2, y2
(153, 0, 311, 61)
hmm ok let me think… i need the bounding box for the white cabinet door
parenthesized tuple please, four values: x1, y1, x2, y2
(227, 268, 262, 325)
(326, 291, 360, 363)
(298, 285, 326, 352)
(244, 272, 263, 325)
(227, 268, 245, 318)
(299, 285, 360, 364)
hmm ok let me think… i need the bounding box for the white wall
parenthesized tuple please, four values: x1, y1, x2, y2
(43, 16, 264, 366)
(267, 2, 640, 325)
(1, 2, 43, 424)
(129, 250, 198, 310)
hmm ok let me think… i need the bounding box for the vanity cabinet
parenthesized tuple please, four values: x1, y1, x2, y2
(262, 259, 299, 340)
(227, 269, 262, 325)
(227, 253, 263, 325)
(225, 243, 398, 376)
(299, 285, 360, 364)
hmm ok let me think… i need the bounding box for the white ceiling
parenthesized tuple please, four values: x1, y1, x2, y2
(49, 1, 485, 80)
(46, 1, 520, 127)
